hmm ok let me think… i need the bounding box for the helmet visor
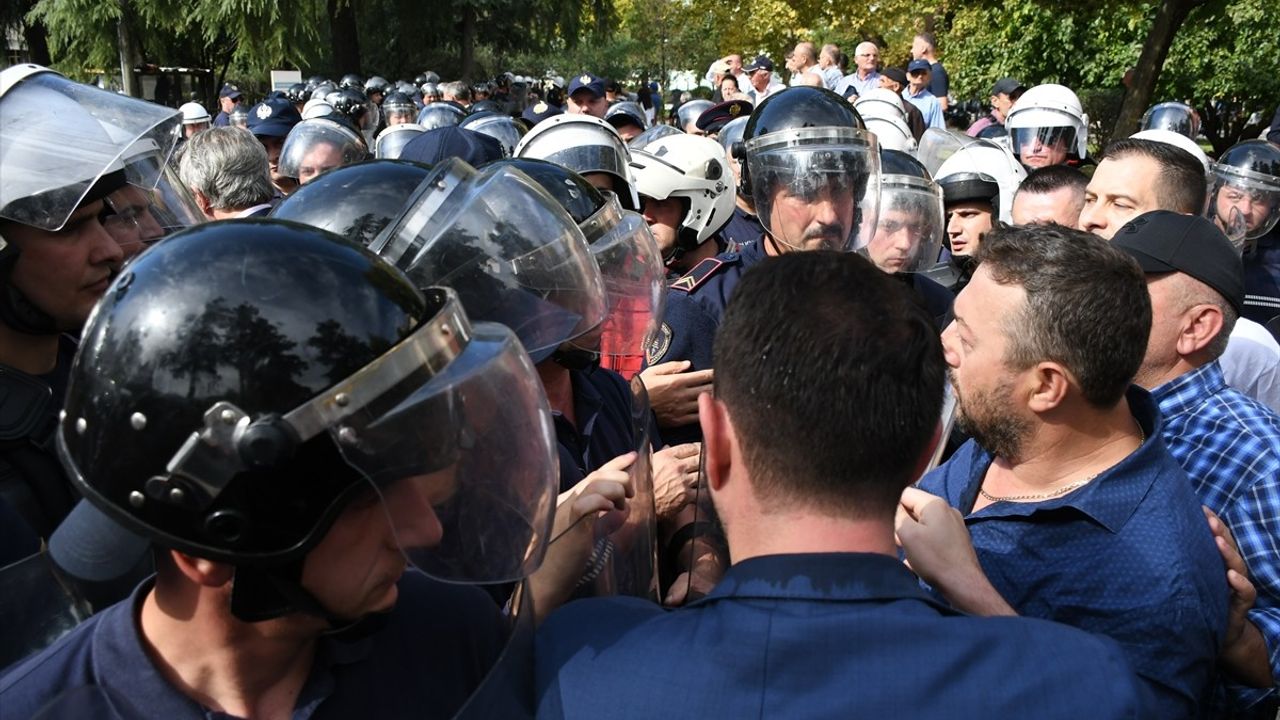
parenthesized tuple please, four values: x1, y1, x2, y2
(916, 128, 972, 176)
(325, 307, 557, 584)
(374, 125, 426, 160)
(417, 104, 464, 130)
(371, 159, 607, 360)
(461, 115, 525, 157)
(583, 197, 667, 372)
(0, 71, 181, 230)
(278, 120, 367, 184)
(1210, 164, 1280, 243)
(1140, 104, 1197, 140)
(1010, 125, 1077, 164)
(629, 124, 683, 152)
(745, 126, 880, 252)
(865, 176, 945, 273)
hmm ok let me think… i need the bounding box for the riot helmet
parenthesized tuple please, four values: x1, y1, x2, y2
(56, 219, 558, 621)
(310, 82, 336, 102)
(629, 134, 735, 266)
(285, 83, 308, 105)
(675, 99, 713, 133)
(304, 76, 327, 93)
(485, 158, 606, 225)
(604, 101, 648, 140)
(1208, 139, 1280, 245)
(866, 149, 945, 273)
(739, 86, 881, 253)
(364, 158, 609, 362)
(364, 75, 391, 99)
(854, 89, 916, 153)
(627, 123, 683, 152)
(272, 159, 433, 246)
(930, 136, 1026, 224)
(278, 117, 368, 185)
(515, 114, 639, 210)
(329, 88, 379, 147)
(339, 73, 365, 90)
(420, 82, 440, 102)
(470, 99, 501, 115)
(417, 101, 466, 130)
(718, 116, 749, 153)
(459, 111, 526, 157)
(228, 106, 250, 129)
(1139, 101, 1199, 140)
(179, 102, 212, 126)
(374, 123, 428, 160)
(1005, 83, 1088, 168)
(382, 91, 417, 125)
(1130, 129, 1212, 178)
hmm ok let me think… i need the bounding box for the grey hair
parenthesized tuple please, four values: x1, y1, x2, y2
(178, 127, 273, 211)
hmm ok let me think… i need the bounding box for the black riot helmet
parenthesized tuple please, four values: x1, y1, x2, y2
(285, 83, 308, 104)
(417, 101, 466, 130)
(364, 75, 391, 98)
(271, 159, 435, 246)
(339, 73, 365, 90)
(469, 99, 501, 115)
(57, 218, 559, 620)
(304, 75, 328, 92)
(485, 157, 606, 225)
(735, 85, 867, 197)
(1209, 139, 1280, 243)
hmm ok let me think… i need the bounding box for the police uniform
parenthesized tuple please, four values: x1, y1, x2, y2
(646, 241, 767, 443)
(1244, 225, 1280, 327)
(901, 272, 955, 330)
(719, 205, 764, 249)
(554, 366, 644, 491)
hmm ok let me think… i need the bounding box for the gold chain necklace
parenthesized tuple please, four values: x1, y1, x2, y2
(978, 424, 1145, 504)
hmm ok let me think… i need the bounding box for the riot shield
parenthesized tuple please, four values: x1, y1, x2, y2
(453, 578, 537, 719)
(0, 551, 92, 670)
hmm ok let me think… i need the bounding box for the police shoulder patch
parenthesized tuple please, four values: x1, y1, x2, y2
(669, 257, 725, 294)
(646, 323, 673, 366)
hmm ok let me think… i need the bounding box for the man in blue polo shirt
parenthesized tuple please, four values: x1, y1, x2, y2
(898, 223, 1228, 718)
(902, 59, 944, 129)
(1115, 210, 1280, 718)
(536, 250, 1148, 719)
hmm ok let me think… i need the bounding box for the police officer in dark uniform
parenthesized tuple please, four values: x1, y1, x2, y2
(715, 115, 765, 249)
(1208, 141, 1280, 328)
(0, 219, 631, 718)
(646, 86, 881, 442)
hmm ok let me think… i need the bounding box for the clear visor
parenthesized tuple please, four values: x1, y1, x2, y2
(915, 128, 974, 176)
(580, 382, 658, 599)
(865, 117, 916, 153)
(297, 290, 556, 583)
(745, 126, 881, 252)
(530, 142, 629, 180)
(370, 159, 607, 361)
(374, 125, 427, 160)
(1210, 167, 1280, 244)
(461, 116, 525, 157)
(278, 120, 367, 182)
(383, 101, 417, 119)
(864, 176, 945, 273)
(1011, 125, 1077, 160)
(417, 105, 464, 130)
(584, 197, 667, 370)
(628, 124, 683, 152)
(101, 164, 202, 258)
(0, 72, 181, 231)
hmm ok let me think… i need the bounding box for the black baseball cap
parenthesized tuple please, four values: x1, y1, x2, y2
(991, 78, 1026, 97)
(1112, 210, 1245, 314)
(246, 97, 302, 138)
(881, 67, 908, 87)
(745, 55, 774, 73)
(567, 73, 605, 99)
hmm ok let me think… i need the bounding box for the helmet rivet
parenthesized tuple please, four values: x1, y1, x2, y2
(220, 409, 237, 424)
(128, 491, 145, 508)
(75, 418, 88, 434)
(58, 409, 67, 422)
(337, 426, 358, 445)
(335, 393, 350, 407)
(169, 487, 186, 504)
(130, 412, 147, 430)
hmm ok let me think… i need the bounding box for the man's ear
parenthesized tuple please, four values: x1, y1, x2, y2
(1177, 304, 1225, 356)
(192, 189, 215, 220)
(1025, 361, 1072, 414)
(169, 549, 234, 588)
(698, 392, 733, 492)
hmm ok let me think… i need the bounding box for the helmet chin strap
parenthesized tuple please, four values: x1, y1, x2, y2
(229, 561, 389, 641)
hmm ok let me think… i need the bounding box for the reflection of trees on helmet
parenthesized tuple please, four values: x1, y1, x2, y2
(1208, 140, 1280, 243)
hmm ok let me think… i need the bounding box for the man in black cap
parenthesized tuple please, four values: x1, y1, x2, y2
(1113, 210, 1280, 716)
(877, 68, 926, 140)
(742, 56, 784, 105)
(566, 74, 608, 118)
(967, 77, 1025, 137)
(522, 99, 564, 128)
(212, 83, 243, 127)
(693, 99, 752, 139)
(245, 96, 302, 199)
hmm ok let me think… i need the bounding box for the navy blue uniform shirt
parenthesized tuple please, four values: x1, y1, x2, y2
(554, 366, 642, 492)
(536, 552, 1148, 719)
(1243, 225, 1280, 326)
(0, 571, 507, 719)
(917, 387, 1228, 718)
(718, 205, 764, 249)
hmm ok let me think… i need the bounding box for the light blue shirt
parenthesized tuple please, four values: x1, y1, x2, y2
(903, 88, 944, 129)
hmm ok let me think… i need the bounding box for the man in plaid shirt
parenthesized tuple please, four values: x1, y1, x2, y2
(1115, 210, 1280, 717)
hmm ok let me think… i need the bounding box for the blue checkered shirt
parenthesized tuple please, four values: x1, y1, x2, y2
(1155, 360, 1280, 715)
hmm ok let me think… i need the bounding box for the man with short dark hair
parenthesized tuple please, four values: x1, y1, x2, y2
(967, 77, 1024, 137)
(911, 32, 949, 111)
(536, 251, 1148, 719)
(1114, 211, 1280, 716)
(566, 74, 609, 118)
(1011, 165, 1087, 226)
(899, 223, 1228, 717)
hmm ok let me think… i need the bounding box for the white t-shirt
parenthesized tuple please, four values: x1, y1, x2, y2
(1222, 317, 1280, 412)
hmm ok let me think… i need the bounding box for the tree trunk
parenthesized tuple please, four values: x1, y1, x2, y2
(1112, 0, 1204, 139)
(327, 0, 362, 75)
(116, 0, 143, 97)
(22, 20, 51, 66)
(459, 2, 476, 83)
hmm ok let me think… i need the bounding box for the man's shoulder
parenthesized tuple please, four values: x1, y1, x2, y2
(0, 607, 109, 717)
(536, 596, 669, 665)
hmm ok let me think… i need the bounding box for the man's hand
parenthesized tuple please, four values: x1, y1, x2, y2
(663, 548, 723, 607)
(640, 361, 714, 428)
(896, 487, 1015, 616)
(529, 452, 636, 622)
(652, 443, 701, 521)
(1204, 506, 1273, 687)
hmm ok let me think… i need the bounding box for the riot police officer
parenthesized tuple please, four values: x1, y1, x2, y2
(1210, 140, 1280, 325)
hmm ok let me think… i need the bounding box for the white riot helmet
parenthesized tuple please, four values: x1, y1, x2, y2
(1131, 129, 1212, 177)
(515, 114, 639, 210)
(629, 134, 735, 262)
(855, 90, 916, 152)
(179, 102, 211, 126)
(933, 138, 1027, 224)
(1005, 83, 1088, 167)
